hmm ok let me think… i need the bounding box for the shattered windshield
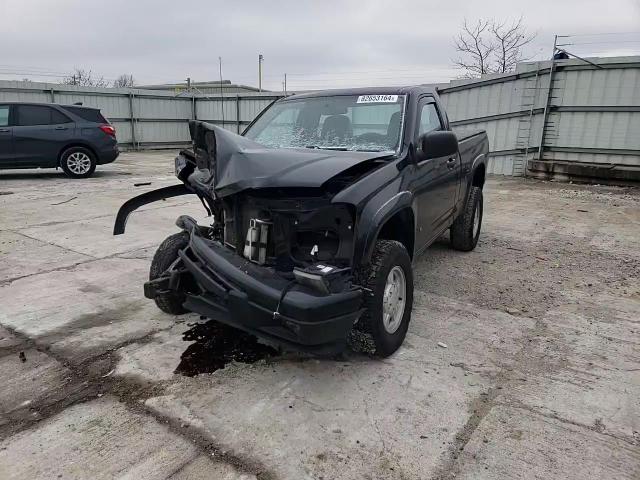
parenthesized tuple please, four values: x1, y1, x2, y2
(244, 94, 405, 153)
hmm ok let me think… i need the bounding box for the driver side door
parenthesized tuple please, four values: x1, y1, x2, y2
(413, 99, 457, 249)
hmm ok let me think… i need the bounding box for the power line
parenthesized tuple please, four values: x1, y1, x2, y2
(560, 31, 640, 37)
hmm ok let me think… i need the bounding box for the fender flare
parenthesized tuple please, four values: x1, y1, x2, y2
(113, 184, 193, 235)
(357, 190, 414, 267)
(471, 153, 487, 182)
(461, 153, 487, 204)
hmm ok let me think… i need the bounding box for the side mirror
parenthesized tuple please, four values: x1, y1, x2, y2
(416, 131, 458, 161)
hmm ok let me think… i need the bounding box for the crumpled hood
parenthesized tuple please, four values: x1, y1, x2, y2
(189, 121, 388, 197)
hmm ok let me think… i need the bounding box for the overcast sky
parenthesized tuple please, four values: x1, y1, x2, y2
(2, 0, 639, 90)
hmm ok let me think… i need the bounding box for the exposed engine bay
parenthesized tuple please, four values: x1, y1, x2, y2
(113, 121, 388, 296)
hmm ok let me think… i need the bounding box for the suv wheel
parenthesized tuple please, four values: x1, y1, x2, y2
(450, 186, 483, 251)
(60, 147, 97, 179)
(350, 240, 414, 357)
(149, 232, 190, 315)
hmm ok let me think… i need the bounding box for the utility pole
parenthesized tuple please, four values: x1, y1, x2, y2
(258, 54, 264, 92)
(219, 57, 225, 128)
(538, 35, 558, 161)
(284, 73, 287, 96)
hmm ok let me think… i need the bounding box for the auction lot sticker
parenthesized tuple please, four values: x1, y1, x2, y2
(356, 95, 398, 103)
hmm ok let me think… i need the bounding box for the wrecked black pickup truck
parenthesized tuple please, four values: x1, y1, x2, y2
(114, 86, 488, 356)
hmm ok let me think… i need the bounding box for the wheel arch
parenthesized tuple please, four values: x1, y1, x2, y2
(357, 191, 415, 268)
(57, 143, 98, 167)
(375, 207, 415, 261)
(472, 161, 486, 189)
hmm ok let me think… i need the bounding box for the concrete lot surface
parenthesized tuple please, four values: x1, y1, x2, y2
(0, 152, 639, 479)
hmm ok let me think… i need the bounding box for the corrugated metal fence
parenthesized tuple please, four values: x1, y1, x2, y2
(0, 81, 281, 149)
(438, 55, 640, 178)
(1, 55, 639, 178)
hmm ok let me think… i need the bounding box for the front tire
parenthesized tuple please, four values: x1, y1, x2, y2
(149, 232, 190, 315)
(60, 147, 97, 179)
(450, 186, 483, 251)
(350, 240, 414, 357)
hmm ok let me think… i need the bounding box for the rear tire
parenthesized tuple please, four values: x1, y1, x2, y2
(150, 232, 190, 315)
(450, 186, 483, 251)
(350, 240, 413, 357)
(60, 147, 97, 179)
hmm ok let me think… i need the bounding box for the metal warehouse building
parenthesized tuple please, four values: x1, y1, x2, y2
(1, 55, 638, 182)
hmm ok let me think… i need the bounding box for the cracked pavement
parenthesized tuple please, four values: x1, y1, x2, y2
(0, 152, 639, 479)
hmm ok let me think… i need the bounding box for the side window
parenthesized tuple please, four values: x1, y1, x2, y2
(63, 107, 107, 123)
(417, 103, 442, 137)
(16, 105, 53, 126)
(0, 106, 9, 127)
(51, 109, 72, 124)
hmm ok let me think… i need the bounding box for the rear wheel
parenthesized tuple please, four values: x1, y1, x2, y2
(450, 186, 483, 251)
(349, 240, 413, 357)
(149, 232, 190, 314)
(60, 147, 97, 179)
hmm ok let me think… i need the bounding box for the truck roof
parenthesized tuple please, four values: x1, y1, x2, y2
(289, 85, 437, 100)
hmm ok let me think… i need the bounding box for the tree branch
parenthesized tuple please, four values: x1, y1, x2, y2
(453, 17, 536, 77)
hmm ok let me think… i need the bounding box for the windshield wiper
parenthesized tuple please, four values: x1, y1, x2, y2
(304, 145, 349, 151)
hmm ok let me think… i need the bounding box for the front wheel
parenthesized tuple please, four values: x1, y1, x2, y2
(350, 240, 414, 357)
(149, 231, 190, 314)
(450, 186, 483, 251)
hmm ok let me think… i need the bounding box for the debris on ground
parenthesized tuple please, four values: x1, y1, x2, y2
(51, 196, 77, 205)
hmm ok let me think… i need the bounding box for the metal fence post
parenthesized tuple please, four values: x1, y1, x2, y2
(236, 95, 241, 134)
(129, 92, 137, 151)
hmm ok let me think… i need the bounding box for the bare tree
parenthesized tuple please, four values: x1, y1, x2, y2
(491, 18, 536, 73)
(113, 74, 135, 88)
(63, 68, 109, 87)
(453, 18, 536, 77)
(453, 19, 495, 77)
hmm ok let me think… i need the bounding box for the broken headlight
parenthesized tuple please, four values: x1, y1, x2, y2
(293, 263, 350, 294)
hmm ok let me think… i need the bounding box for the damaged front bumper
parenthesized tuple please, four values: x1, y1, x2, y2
(146, 219, 363, 354)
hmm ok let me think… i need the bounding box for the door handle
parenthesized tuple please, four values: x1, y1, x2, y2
(54, 126, 68, 130)
(0, 128, 9, 133)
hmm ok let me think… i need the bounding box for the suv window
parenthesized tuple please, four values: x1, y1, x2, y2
(51, 109, 72, 124)
(63, 106, 107, 123)
(417, 102, 442, 137)
(15, 105, 65, 126)
(0, 106, 8, 127)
